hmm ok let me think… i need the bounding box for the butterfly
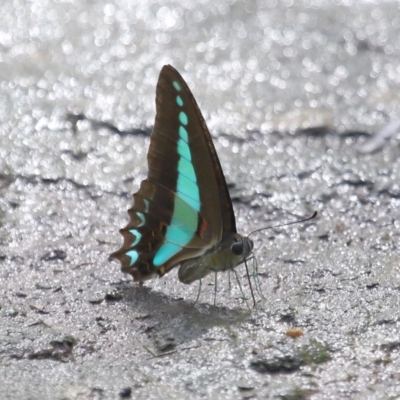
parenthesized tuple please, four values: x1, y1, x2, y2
(110, 65, 253, 289)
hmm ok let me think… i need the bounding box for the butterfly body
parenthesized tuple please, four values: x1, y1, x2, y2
(179, 232, 253, 284)
(111, 65, 253, 284)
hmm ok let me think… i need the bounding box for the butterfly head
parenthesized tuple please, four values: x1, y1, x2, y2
(230, 234, 253, 259)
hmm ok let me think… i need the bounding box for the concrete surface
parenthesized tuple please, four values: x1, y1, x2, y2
(1, 1, 400, 399)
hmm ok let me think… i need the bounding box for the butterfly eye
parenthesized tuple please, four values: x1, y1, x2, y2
(231, 242, 244, 256)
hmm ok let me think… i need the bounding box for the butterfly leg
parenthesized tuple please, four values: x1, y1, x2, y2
(233, 269, 250, 309)
(214, 272, 218, 306)
(195, 279, 202, 305)
(251, 255, 266, 300)
(244, 258, 257, 308)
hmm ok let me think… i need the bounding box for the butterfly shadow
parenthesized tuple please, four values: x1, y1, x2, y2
(117, 282, 252, 354)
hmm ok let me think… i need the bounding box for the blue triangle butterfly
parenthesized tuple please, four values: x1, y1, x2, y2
(111, 65, 253, 288)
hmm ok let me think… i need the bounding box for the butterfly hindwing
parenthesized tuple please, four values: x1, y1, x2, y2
(111, 180, 209, 281)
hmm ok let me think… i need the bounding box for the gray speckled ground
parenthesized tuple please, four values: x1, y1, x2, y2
(1, 1, 400, 399)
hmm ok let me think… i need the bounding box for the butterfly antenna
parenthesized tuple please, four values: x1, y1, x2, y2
(248, 211, 317, 238)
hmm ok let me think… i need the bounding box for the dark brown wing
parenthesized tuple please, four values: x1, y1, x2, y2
(150, 65, 236, 235)
(111, 65, 236, 281)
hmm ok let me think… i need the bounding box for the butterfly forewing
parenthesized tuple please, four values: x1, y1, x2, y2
(111, 65, 237, 281)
